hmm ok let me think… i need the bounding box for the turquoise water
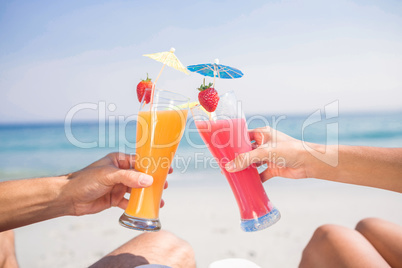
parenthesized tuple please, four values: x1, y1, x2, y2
(1, 112, 401, 181)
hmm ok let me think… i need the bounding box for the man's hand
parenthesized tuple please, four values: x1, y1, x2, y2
(64, 153, 169, 216)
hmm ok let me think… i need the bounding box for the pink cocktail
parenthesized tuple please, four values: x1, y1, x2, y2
(191, 91, 280, 231)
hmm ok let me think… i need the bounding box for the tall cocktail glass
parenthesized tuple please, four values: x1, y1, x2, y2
(191, 91, 280, 232)
(119, 89, 189, 231)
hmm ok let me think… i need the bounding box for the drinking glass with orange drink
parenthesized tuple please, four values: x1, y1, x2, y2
(119, 88, 189, 231)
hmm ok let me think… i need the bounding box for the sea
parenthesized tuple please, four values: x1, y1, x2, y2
(1, 111, 401, 182)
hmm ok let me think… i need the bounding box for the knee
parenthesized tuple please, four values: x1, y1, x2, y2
(355, 217, 382, 235)
(307, 224, 343, 244)
(300, 224, 345, 267)
(0, 230, 18, 268)
(0, 230, 16, 254)
(158, 230, 196, 268)
(155, 230, 194, 256)
(0, 230, 15, 241)
(139, 230, 196, 267)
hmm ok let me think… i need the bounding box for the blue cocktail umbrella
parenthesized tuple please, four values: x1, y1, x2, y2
(187, 59, 243, 87)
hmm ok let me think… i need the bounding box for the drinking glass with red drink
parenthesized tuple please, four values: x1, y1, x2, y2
(191, 91, 280, 232)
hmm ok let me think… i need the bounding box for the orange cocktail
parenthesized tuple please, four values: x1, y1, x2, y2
(119, 89, 189, 231)
(127, 109, 188, 218)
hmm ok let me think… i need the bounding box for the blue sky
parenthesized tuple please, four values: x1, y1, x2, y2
(1, 0, 401, 123)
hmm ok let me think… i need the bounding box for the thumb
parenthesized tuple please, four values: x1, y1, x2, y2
(225, 146, 270, 172)
(105, 168, 154, 188)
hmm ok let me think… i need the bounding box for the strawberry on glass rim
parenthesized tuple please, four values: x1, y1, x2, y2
(137, 73, 154, 104)
(198, 79, 219, 112)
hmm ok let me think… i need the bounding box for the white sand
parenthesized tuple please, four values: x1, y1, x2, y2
(14, 176, 402, 268)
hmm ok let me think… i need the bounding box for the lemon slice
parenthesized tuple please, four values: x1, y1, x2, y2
(176, 101, 200, 109)
(189, 101, 200, 108)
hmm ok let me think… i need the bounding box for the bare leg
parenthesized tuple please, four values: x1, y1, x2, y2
(356, 218, 402, 268)
(299, 224, 390, 268)
(0, 230, 19, 268)
(90, 230, 196, 268)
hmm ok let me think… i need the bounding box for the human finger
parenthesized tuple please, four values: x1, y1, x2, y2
(117, 198, 129, 210)
(164, 180, 168, 189)
(168, 167, 173, 174)
(225, 146, 271, 173)
(160, 199, 165, 208)
(251, 142, 259, 149)
(104, 152, 133, 169)
(248, 127, 273, 146)
(259, 167, 275, 183)
(104, 167, 153, 189)
(254, 162, 265, 168)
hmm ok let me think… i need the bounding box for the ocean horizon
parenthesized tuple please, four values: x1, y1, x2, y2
(1, 111, 401, 182)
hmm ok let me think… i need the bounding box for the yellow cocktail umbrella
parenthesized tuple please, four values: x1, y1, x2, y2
(143, 47, 189, 85)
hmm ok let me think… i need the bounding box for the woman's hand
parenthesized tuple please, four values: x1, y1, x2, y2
(225, 126, 311, 182)
(225, 126, 402, 192)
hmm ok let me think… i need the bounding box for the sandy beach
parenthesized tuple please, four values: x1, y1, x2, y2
(2, 0, 402, 267)
(13, 172, 402, 268)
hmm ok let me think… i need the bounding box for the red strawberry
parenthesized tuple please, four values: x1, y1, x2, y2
(137, 74, 154, 103)
(198, 80, 219, 112)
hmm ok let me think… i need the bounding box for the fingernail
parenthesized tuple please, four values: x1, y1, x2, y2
(225, 161, 236, 171)
(139, 174, 153, 186)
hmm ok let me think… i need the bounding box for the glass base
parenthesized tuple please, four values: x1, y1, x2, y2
(119, 213, 161, 232)
(240, 207, 281, 232)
